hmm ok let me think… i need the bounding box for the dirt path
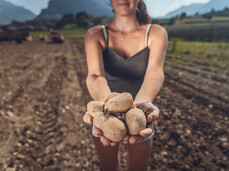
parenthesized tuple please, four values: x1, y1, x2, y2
(0, 40, 228, 171)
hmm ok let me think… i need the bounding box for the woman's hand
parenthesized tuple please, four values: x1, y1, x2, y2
(122, 100, 160, 144)
(83, 112, 119, 147)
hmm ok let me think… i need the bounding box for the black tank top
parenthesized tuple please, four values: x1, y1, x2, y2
(102, 24, 152, 99)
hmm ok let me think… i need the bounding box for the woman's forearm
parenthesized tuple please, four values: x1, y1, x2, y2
(134, 70, 164, 103)
(86, 75, 111, 102)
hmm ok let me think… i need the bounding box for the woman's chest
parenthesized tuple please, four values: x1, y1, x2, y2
(106, 30, 147, 60)
(103, 47, 150, 79)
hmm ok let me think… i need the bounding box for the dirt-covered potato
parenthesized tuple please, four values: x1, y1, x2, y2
(126, 108, 147, 135)
(104, 92, 134, 113)
(86, 92, 148, 141)
(87, 101, 104, 117)
(93, 112, 127, 142)
(106, 92, 120, 101)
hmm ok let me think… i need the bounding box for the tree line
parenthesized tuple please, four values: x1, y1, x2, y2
(2, 8, 228, 42)
(152, 7, 229, 26)
(55, 12, 111, 29)
(166, 25, 229, 42)
(155, 7, 229, 42)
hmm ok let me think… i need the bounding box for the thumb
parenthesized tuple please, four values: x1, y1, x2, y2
(83, 112, 93, 124)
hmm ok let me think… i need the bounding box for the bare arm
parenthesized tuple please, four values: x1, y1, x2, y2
(84, 26, 111, 102)
(84, 26, 120, 146)
(126, 25, 168, 144)
(135, 25, 168, 103)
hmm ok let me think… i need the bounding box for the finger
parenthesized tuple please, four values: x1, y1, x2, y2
(129, 136, 144, 144)
(147, 112, 159, 122)
(123, 139, 129, 144)
(83, 112, 93, 124)
(100, 136, 111, 146)
(147, 106, 159, 122)
(134, 100, 147, 109)
(140, 128, 153, 137)
(122, 135, 130, 144)
(134, 101, 156, 114)
(92, 125, 103, 137)
(123, 135, 130, 140)
(110, 142, 118, 147)
(147, 115, 153, 122)
(151, 105, 160, 116)
(152, 114, 159, 121)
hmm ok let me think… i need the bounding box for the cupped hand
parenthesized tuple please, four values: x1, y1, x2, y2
(83, 111, 119, 147)
(123, 100, 159, 144)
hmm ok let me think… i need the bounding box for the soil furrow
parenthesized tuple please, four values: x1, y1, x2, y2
(7, 56, 67, 170)
(1, 40, 228, 171)
(165, 73, 229, 113)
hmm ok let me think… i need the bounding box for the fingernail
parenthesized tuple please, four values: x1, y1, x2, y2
(147, 116, 153, 122)
(130, 140, 135, 145)
(87, 117, 91, 123)
(153, 110, 157, 114)
(94, 130, 100, 136)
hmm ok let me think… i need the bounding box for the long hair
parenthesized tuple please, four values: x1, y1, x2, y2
(136, 0, 152, 25)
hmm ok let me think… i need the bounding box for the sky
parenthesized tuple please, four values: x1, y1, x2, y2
(145, 0, 211, 17)
(5, 0, 211, 17)
(5, 0, 49, 15)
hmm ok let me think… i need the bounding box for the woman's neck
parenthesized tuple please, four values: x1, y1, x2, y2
(111, 14, 140, 33)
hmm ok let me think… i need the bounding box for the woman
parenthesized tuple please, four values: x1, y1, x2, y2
(83, 0, 168, 170)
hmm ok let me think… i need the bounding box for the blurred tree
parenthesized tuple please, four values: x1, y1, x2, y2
(180, 12, 187, 20)
(1, 25, 10, 31)
(210, 8, 215, 15)
(168, 17, 176, 25)
(55, 14, 75, 28)
(11, 20, 21, 25)
(220, 7, 229, 16)
(194, 12, 199, 16)
(203, 13, 212, 20)
(92, 16, 103, 26)
(62, 14, 75, 23)
(75, 12, 91, 28)
(151, 19, 159, 24)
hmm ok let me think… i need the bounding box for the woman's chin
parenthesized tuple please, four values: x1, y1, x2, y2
(115, 10, 135, 16)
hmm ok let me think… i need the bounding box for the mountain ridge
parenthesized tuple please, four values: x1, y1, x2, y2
(36, 0, 113, 21)
(0, 0, 35, 25)
(163, 0, 229, 18)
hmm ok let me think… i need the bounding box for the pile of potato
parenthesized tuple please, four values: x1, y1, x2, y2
(87, 92, 147, 142)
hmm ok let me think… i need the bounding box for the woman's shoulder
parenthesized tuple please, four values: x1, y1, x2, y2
(85, 25, 105, 42)
(149, 24, 168, 38)
(84, 25, 107, 50)
(148, 24, 168, 46)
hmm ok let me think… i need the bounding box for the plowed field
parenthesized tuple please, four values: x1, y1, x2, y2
(0, 40, 228, 171)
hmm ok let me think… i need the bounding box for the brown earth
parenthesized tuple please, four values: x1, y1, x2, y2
(0, 40, 228, 171)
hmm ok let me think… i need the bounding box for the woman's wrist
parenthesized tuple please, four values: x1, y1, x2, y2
(134, 97, 153, 103)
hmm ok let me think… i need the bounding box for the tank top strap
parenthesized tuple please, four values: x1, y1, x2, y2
(102, 25, 108, 45)
(145, 24, 152, 47)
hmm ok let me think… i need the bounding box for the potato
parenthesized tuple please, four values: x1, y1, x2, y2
(107, 92, 120, 101)
(104, 92, 134, 113)
(87, 101, 104, 117)
(126, 108, 146, 135)
(93, 112, 127, 142)
(86, 92, 149, 141)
